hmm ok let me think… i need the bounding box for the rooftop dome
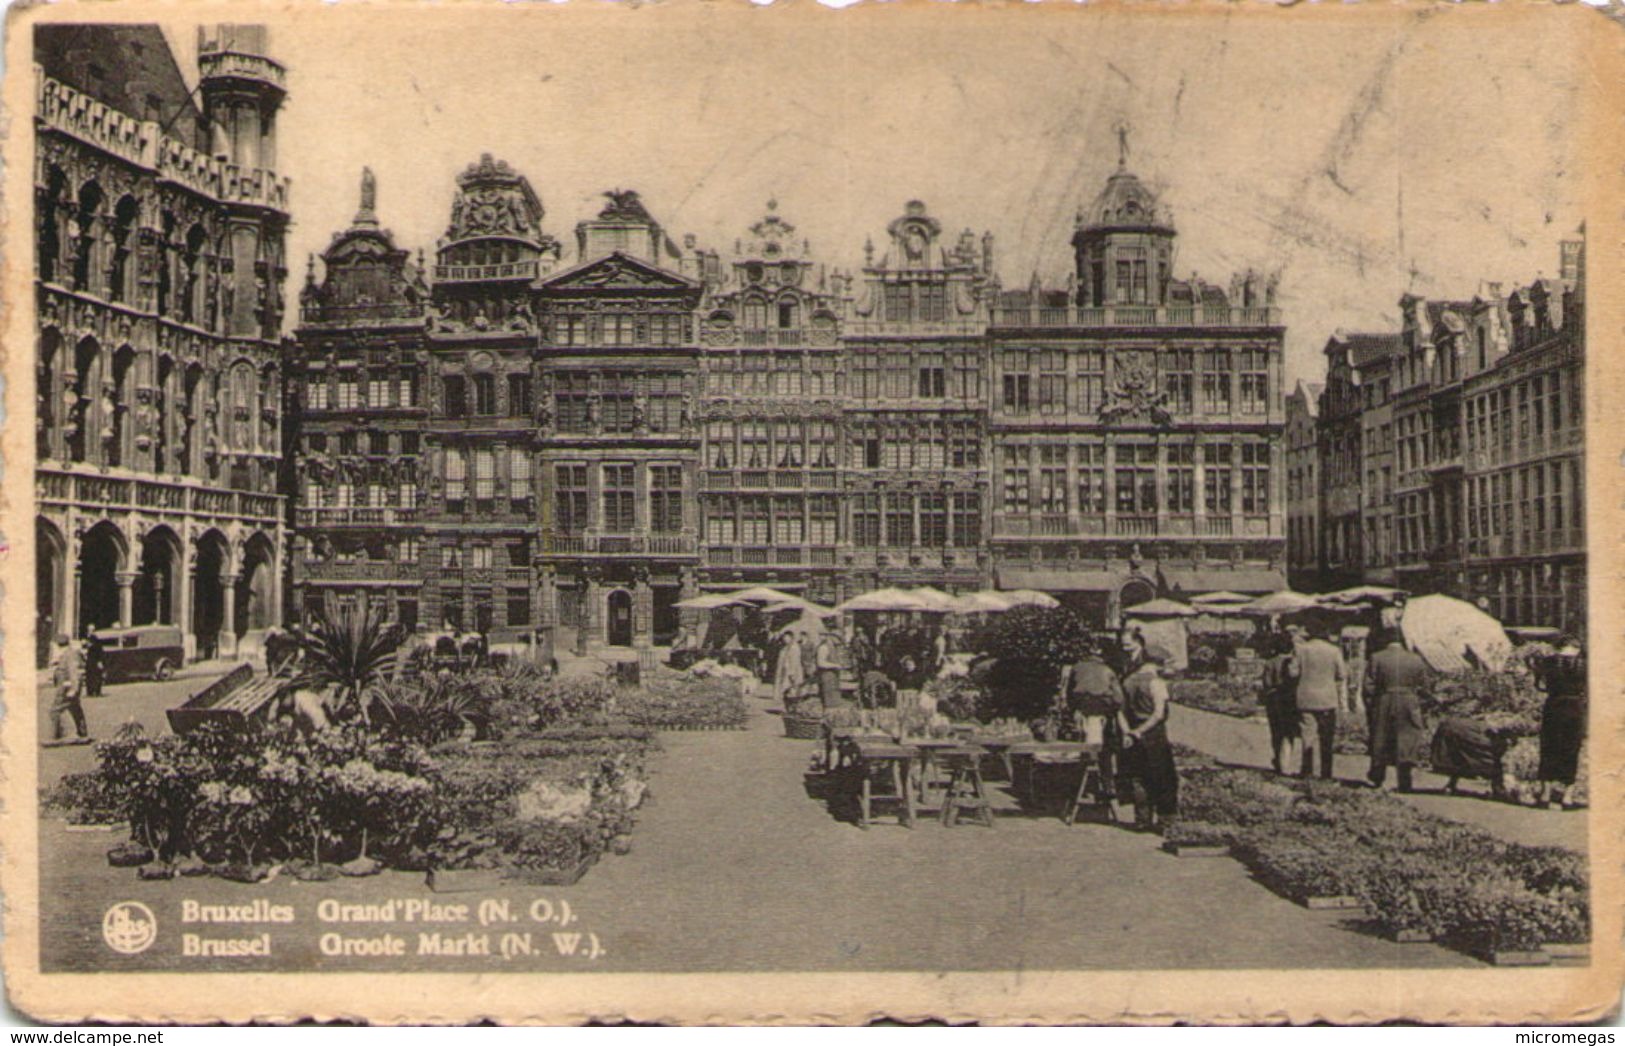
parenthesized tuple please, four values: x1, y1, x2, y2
(1082, 167, 1167, 229)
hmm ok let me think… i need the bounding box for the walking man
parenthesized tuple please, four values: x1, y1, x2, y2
(1289, 624, 1347, 779)
(46, 634, 90, 744)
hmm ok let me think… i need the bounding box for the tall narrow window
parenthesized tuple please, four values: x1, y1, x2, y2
(1201, 350, 1232, 414)
(472, 448, 496, 504)
(1038, 351, 1067, 415)
(1001, 446, 1031, 514)
(1075, 444, 1106, 514)
(1167, 444, 1196, 513)
(917, 351, 946, 398)
(884, 492, 914, 547)
(510, 453, 532, 509)
(443, 375, 467, 417)
(602, 463, 636, 533)
(1240, 349, 1269, 415)
(1203, 444, 1233, 515)
(508, 374, 532, 417)
(1039, 446, 1068, 513)
(1241, 444, 1270, 514)
(651, 465, 683, 534)
(1163, 350, 1193, 415)
(444, 449, 467, 508)
(554, 464, 588, 535)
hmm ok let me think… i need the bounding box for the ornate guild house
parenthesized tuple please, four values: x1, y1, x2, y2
(290, 147, 1289, 650)
(34, 25, 291, 666)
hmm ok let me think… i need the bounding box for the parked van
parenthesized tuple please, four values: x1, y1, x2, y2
(90, 625, 185, 684)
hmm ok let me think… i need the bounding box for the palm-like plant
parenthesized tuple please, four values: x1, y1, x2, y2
(293, 594, 406, 726)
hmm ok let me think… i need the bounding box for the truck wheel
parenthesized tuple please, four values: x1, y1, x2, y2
(153, 658, 174, 681)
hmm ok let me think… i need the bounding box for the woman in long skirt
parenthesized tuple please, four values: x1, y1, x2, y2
(1537, 638, 1586, 808)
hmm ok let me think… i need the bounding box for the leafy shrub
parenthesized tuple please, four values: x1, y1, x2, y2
(486, 672, 618, 738)
(970, 606, 1089, 723)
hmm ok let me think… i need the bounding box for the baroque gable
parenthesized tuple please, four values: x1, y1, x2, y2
(540, 251, 698, 296)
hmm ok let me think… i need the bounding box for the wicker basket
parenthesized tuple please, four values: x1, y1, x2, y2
(782, 713, 825, 740)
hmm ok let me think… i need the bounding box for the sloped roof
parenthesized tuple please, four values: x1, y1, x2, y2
(1339, 332, 1402, 368)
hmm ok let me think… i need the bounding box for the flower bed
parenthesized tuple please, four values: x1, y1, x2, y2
(613, 673, 749, 731)
(43, 711, 658, 884)
(1168, 766, 1588, 959)
(1168, 676, 1266, 719)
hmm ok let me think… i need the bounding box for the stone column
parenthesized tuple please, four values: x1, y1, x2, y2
(577, 573, 598, 656)
(633, 575, 653, 650)
(115, 571, 139, 627)
(178, 539, 195, 660)
(220, 573, 240, 659)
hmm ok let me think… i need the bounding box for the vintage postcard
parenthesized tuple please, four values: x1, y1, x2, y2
(3, 0, 1623, 1025)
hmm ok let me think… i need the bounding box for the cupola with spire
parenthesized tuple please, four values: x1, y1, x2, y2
(1071, 123, 1177, 308)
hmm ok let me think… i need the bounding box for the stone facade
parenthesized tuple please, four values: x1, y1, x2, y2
(290, 154, 1292, 647)
(34, 25, 290, 666)
(1295, 238, 1585, 632)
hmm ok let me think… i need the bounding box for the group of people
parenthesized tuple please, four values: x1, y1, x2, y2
(772, 617, 952, 714)
(1260, 621, 1430, 790)
(1259, 619, 1588, 802)
(45, 631, 106, 745)
(1057, 629, 1179, 833)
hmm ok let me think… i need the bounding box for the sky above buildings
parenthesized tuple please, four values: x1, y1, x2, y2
(176, 5, 1588, 387)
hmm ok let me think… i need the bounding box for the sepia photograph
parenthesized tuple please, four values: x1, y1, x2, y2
(5, 1, 1622, 1025)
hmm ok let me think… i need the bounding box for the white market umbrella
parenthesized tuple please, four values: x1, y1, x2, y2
(836, 588, 935, 613)
(1189, 590, 1253, 606)
(1240, 590, 1321, 616)
(674, 593, 748, 611)
(1401, 594, 1512, 673)
(761, 596, 839, 618)
(907, 587, 963, 613)
(955, 591, 1016, 613)
(731, 585, 803, 604)
(1000, 589, 1060, 609)
(1321, 585, 1408, 607)
(1124, 597, 1198, 618)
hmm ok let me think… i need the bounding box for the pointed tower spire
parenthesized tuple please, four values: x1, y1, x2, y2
(1116, 120, 1130, 169)
(353, 167, 379, 228)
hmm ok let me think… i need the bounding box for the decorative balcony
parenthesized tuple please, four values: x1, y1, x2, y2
(36, 69, 291, 213)
(988, 304, 1282, 329)
(297, 506, 417, 528)
(538, 532, 698, 557)
(37, 466, 283, 524)
(432, 260, 540, 282)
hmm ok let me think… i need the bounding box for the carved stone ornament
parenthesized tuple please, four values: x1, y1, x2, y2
(1099, 363, 1173, 427)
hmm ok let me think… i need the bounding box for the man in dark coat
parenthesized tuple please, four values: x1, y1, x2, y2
(83, 633, 106, 697)
(1364, 629, 1429, 792)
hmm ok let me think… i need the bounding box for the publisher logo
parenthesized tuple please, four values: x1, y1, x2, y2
(102, 902, 157, 954)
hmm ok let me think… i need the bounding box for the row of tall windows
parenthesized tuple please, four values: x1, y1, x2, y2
(848, 492, 982, 548)
(306, 368, 421, 411)
(849, 348, 982, 402)
(551, 462, 687, 535)
(553, 371, 685, 433)
(996, 442, 1271, 516)
(706, 421, 840, 469)
(705, 495, 842, 546)
(553, 313, 690, 347)
(705, 353, 840, 397)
